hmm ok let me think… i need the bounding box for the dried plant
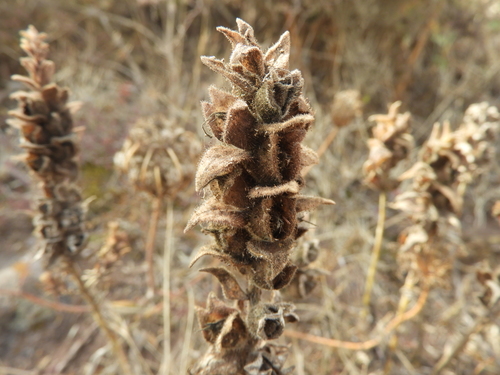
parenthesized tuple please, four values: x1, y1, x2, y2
(114, 115, 201, 199)
(7, 26, 133, 375)
(7, 26, 87, 264)
(331, 89, 362, 129)
(363, 101, 413, 192)
(362, 101, 413, 314)
(115, 114, 201, 298)
(393, 102, 499, 286)
(282, 237, 325, 300)
(186, 19, 333, 373)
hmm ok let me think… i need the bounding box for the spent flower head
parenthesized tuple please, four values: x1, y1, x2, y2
(8, 26, 87, 262)
(187, 18, 334, 291)
(114, 115, 201, 198)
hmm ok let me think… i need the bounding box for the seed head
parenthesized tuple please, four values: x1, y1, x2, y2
(114, 115, 201, 198)
(187, 18, 334, 290)
(8, 26, 87, 262)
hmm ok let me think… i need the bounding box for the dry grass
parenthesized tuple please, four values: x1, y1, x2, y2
(1, 1, 500, 375)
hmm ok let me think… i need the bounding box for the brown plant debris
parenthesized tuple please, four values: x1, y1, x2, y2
(7, 25, 87, 263)
(363, 101, 413, 191)
(392, 102, 499, 285)
(282, 237, 326, 300)
(187, 18, 334, 291)
(190, 275, 295, 375)
(114, 115, 201, 198)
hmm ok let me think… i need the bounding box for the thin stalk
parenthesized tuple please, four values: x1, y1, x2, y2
(179, 286, 195, 375)
(145, 197, 162, 297)
(384, 270, 417, 374)
(160, 199, 174, 375)
(284, 284, 429, 350)
(64, 259, 133, 375)
(0, 288, 88, 313)
(362, 191, 387, 317)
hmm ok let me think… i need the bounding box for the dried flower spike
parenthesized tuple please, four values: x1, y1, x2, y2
(7, 25, 87, 263)
(187, 18, 334, 291)
(393, 102, 499, 285)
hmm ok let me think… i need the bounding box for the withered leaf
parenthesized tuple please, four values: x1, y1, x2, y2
(201, 56, 255, 94)
(217, 26, 247, 48)
(264, 31, 291, 70)
(217, 312, 248, 351)
(295, 195, 335, 212)
(200, 267, 248, 301)
(299, 145, 319, 167)
(230, 45, 265, 77)
(11, 74, 41, 91)
(195, 144, 250, 191)
(223, 100, 257, 150)
(185, 197, 248, 231)
(196, 292, 237, 344)
(189, 245, 234, 268)
(235, 18, 258, 45)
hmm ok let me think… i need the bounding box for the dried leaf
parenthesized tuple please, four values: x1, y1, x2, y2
(195, 145, 250, 191)
(299, 145, 319, 167)
(217, 26, 246, 47)
(201, 56, 255, 94)
(185, 197, 248, 231)
(200, 267, 248, 301)
(223, 100, 257, 150)
(264, 31, 290, 70)
(189, 245, 234, 268)
(295, 196, 335, 212)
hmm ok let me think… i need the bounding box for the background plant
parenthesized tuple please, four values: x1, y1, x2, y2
(1, 1, 500, 374)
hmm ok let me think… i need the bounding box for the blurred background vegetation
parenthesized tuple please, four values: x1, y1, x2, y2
(1, 0, 500, 374)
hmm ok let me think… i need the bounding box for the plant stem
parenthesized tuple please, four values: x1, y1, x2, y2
(145, 197, 162, 298)
(179, 286, 195, 375)
(362, 191, 387, 317)
(64, 259, 133, 375)
(0, 288, 89, 313)
(384, 269, 417, 374)
(160, 199, 174, 375)
(285, 284, 429, 350)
